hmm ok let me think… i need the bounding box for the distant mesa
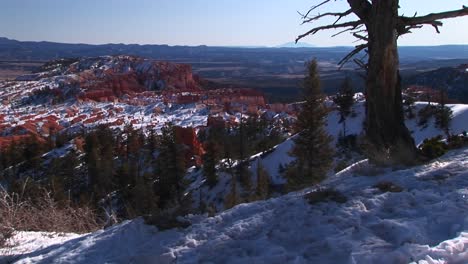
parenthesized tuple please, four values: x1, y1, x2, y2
(276, 42, 315, 48)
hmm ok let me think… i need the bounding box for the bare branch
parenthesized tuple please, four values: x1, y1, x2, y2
(301, 9, 353, 25)
(338, 44, 367, 67)
(332, 24, 363, 37)
(353, 58, 367, 71)
(352, 32, 368, 41)
(430, 22, 441, 33)
(399, 6, 468, 31)
(303, 0, 332, 19)
(296, 20, 363, 42)
(398, 24, 423, 36)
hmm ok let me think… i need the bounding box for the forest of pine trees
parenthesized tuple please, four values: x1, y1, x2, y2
(0, 123, 191, 227)
(0, 111, 285, 230)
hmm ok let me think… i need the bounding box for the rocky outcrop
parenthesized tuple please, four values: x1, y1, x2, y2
(174, 126, 204, 167)
(16, 56, 202, 103)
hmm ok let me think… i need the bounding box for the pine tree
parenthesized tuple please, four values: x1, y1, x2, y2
(289, 59, 334, 189)
(203, 139, 219, 188)
(84, 125, 116, 202)
(255, 159, 270, 200)
(224, 179, 238, 209)
(236, 113, 251, 191)
(333, 77, 355, 137)
(435, 89, 453, 137)
(202, 126, 225, 188)
(155, 123, 186, 207)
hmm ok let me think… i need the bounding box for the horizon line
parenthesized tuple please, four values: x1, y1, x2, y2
(1, 36, 467, 49)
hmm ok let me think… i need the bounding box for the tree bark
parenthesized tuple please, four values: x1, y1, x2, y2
(298, 1, 468, 166)
(365, 0, 417, 165)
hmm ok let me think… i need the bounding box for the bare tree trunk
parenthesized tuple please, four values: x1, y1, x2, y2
(298, 0, 467, 166)
(365, 0, 417, 165)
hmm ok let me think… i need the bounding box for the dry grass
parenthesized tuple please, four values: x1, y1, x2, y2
(0, 189, 102, 248)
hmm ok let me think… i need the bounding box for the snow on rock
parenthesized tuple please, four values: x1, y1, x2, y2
(3, 147, 468, 264)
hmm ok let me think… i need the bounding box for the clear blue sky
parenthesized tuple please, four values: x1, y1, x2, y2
(1, 0, 467, 47)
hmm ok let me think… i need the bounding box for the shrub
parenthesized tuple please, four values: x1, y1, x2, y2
(336, 134, 359, 152)
(305, 188, 347, 205)
(374, 181, 403, 193)
(417, 104, 436, 128)
(0, 188, 102, 248)
(447, 134, 468, 149)
(144, 197, 193, 230)
(0, 226, 13, 248)
(419, 135, 447, 159)
(285, 162, 327, 191)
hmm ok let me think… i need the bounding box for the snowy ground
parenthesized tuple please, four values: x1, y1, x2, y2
(184, 101, 468, 212)
(2, 146, 468, 264)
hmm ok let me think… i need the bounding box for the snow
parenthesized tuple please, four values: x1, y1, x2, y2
(184, 100, 468, 212)
(248, 136, 295, 185)
(3, 146, 468, 264)
(0, 231, 81, 259)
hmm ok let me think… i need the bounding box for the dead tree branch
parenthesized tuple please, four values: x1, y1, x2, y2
(301, 9, 353, 25)
(302, 0, 333, 19)
(296, 20, 363, 42)
(399, 6, 468, 34)
(338, 44, 367, 67)
(331, 24, 363, 37)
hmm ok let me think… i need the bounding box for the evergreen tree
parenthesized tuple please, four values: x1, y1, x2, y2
(202, 125, 226, 188)
(289, 59, 334, 189)
(203, 139, 219, 188)
(238, 161, 252, 192)
(333, 77, 355, 137)
(403, 95, 416, 119)
(224, 178, 238, 209)
(84, 125, 116, 202)
(435, 89, 453, 137)
(125, 174, 159, 218)
(255, 159, 270, 200)
(236, 114, 253, 191)
(155, 123, 186, 207)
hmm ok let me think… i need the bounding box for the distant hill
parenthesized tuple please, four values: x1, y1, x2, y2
(1, 37, 467, 103)
(404, 64, 468, 103)
(276, 42, 315, 48)
(1, 37, 465, 62)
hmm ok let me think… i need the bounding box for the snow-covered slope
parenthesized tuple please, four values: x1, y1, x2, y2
(2, 146, 468, 264)
(184, 101, 468, 212)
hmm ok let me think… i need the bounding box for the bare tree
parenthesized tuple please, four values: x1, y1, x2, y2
(297, 1, 468, 165)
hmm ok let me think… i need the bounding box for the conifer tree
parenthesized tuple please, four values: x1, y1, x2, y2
(224, 178, 238, 209)
(435, 89, 453, 137)
(289, 59, 334, 188)
(255, 159, 270, 200)
(203, 139, 219, 188)
(202, 126, 225, 188)
(155, 123, 186, 207)
(84, 125, 116, 202)
(333, 77, 355, 137)
(236, 113, 251, 191)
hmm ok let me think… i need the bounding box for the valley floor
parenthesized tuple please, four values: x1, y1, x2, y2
(2, 147, 468, 264)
